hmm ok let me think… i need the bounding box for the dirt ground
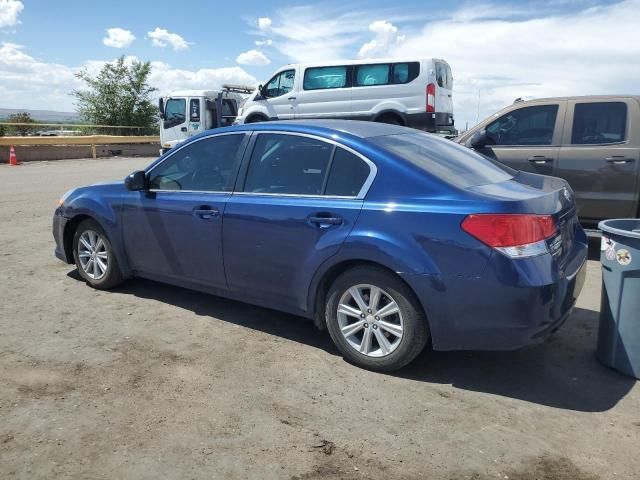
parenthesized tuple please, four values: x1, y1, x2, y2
(0, 157, 638, 480)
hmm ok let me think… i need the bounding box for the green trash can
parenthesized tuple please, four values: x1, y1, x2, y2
(598, 219, 640, 379)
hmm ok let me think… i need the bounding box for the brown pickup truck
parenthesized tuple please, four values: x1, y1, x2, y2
(456, 95, 640, 227)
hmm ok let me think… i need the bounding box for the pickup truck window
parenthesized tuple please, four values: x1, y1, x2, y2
(486, 104, 558, 146)
(571, 102, 627, 144)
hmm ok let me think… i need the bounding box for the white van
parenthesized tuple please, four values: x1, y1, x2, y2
(235, 58, 454, 133)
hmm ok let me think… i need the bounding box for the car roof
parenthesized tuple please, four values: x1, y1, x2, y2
(219, 119, 416, 139)
(515, 94, 640, 103)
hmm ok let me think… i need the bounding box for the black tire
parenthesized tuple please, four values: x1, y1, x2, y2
(375, 114, 403, 126)
(245, 115, 268, 124)
(72, 219, 124, 290)
(325, 266, 429, 372)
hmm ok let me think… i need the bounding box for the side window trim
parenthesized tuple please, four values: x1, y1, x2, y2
(233, 131, 377, 199)
(145, 132, 250, 193)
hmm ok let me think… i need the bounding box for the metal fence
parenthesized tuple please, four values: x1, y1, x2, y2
(0, 122, 159, 137)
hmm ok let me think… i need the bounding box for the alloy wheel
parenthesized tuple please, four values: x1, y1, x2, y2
(336, 284, 404, 357)
(77, 230, 109, 280)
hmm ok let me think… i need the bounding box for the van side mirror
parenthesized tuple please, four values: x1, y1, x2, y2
(158, 98, 165, 119)
(255, 84, 265, 100)
(125, 170, 147, 191)
(469, 129, 488, 149)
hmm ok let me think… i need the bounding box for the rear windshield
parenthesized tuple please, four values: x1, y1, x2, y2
(370, 133, 513, 188)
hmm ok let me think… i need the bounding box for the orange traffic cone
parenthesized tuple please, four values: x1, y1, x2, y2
(9, 145, 19, 166)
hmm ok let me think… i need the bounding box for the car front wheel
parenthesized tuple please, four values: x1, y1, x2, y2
(72, 219, 123, 290)
(325, 266, 429, 372)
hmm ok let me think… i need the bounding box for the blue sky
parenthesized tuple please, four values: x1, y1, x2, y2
(1, 0, 638, 127)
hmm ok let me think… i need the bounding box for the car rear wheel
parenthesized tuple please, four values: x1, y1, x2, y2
(325, 266, 429, 371)
(72, 219, 123, 290)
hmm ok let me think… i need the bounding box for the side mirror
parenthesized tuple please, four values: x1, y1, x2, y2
(158, 98, 165, 119)
(125, 170, 147, 191)
(469, 129, 488, 149)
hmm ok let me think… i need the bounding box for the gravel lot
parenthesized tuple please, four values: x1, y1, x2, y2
(1, 157, 638, 479)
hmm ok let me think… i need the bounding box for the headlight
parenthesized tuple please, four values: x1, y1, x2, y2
(58, 188, 75, 206)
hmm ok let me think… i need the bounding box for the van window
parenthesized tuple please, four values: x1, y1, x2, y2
(571, 102, 627, 144)
(435, 61, 453, 90)
(244, 134, 333, 195)
(486, 104, 558, 146)
(355, 64, 389, 86)
(325, 148, 371, 196)
(163, 98, 186, 129)
(391, 63, 419, 84)
(303, 66, 349, 90)
(264, 70, 295, 98)
(189, 99, 200, 122)
(371, 133, 512, 188)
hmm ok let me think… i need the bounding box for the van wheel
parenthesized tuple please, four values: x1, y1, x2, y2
(325, 266, 429, 372)
(72, 219, 124, 290)
(246, 115, 268, 124)
(375, 114, 403, 126)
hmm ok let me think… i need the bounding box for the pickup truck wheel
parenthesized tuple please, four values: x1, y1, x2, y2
(325, 266, 429, 372)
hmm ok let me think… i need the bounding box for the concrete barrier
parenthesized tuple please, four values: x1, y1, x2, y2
(0, 135, 160, 162)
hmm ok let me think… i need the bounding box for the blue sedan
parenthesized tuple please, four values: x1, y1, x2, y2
(53, 120, 588, 371)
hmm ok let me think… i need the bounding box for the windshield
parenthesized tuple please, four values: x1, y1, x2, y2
(370, 133, 513, 188)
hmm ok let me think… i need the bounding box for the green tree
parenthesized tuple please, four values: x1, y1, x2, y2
(6, 112, 35, 136)
(73, 56, 158, 135)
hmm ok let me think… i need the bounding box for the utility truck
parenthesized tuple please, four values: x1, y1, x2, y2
(158, 85, 254, 154)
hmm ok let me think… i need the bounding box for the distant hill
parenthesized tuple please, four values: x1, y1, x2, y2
(0, 108, 81, 123)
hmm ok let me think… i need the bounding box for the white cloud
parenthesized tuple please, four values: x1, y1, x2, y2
(147, 27, 191, 50)
(358, 20, 405, 59)
(386, 0, 640, 129)
(236, 49, 271, 66)
(0, 42, 256, 111)
(0, 0, 23, 28)
(257, 17, 272, 30)
(264, 6, 370, 62)
(255, 39, 273, 47)
(102, 28, 135, 48)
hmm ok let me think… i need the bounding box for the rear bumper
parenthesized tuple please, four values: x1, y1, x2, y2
(403, 230, 589, 351)
(405, 112, 455, 133)
(53, 207, 71, 263)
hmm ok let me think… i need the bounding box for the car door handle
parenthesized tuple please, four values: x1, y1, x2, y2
(527, 156, 553, 164)
(605, 156, 634, 164)
(288, 96, 297, 101)
(193, 206, 219, 219)
(181, 126, 187, 132)
(308, 215, 342, 229)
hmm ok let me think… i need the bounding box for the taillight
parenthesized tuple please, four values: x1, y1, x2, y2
(461, 214, 557, 258)
(426, 83, 435, 112)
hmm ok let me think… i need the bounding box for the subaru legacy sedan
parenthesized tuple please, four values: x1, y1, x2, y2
(53, 120, 588, 371)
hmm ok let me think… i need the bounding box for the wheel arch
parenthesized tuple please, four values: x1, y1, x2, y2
(308, 258, 429, 332)
(245, 113, 269, 123)
(372, 110, 406, 125)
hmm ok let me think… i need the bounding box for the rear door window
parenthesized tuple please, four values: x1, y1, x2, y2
(571, 102, 627, 144)
(303, 66, 349, 90)
(243, 134, 333, 195)
(486, 104, 559, 146)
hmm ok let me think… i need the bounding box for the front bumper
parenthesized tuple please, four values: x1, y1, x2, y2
(53, 207, 71, 263)
(403, 233, 589, 351)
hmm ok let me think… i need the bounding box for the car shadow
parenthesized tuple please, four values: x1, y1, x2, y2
(398, 306, 635, 412)
(67, 269, 634, 413)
